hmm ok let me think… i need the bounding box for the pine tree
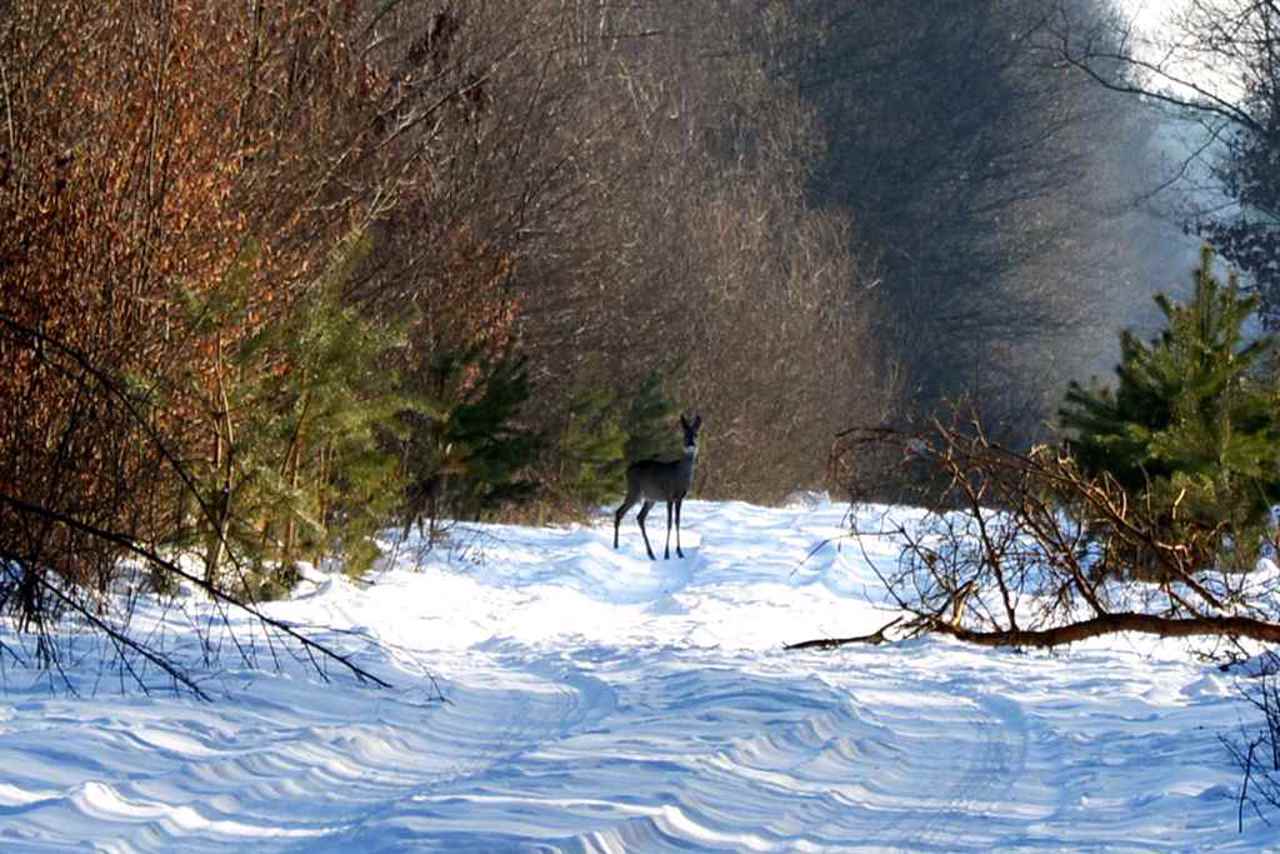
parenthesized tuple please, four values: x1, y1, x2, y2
(194, 229, 427, 591)
(558, 383, 627, 508)
(1060, 246, 1280, 568)
(400, 348, 541, 533)
(448, 353, 541, 517)
(623, 368, 681, 463)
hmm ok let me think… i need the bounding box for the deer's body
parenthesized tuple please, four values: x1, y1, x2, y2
(614, 413, 701, 560)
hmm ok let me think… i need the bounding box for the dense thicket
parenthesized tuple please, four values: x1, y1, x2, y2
(1, 1, 419, 606)
(395, 1, 894, 502)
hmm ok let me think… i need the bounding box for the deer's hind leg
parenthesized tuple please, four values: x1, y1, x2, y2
(614, 493, 637, 549)
(636, 499, 657, 560)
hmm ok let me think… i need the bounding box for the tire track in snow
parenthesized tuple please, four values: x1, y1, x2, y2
(326, 643, 886, 851)
(824, 674, 1032, 852)
(898, 693, 1029, 851)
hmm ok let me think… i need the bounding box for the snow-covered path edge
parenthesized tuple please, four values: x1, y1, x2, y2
(0, 500, 1267, 852)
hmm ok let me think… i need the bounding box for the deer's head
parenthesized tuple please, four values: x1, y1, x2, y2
(680, 413, 703, 454)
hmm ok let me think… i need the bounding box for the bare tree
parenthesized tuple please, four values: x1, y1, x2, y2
(1053, 0, 1280, 325)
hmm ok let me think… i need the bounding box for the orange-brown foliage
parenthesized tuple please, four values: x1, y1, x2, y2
(0, 0, 398, 585)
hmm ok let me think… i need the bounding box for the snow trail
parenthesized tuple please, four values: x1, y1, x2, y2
(0, 500, 1265, 851)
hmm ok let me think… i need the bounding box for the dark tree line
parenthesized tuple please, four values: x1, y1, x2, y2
(766, 0, 1162, 448)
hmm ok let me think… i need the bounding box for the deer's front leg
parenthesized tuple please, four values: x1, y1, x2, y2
(675, 497, 684, 558)
(664, 501, 674, 559)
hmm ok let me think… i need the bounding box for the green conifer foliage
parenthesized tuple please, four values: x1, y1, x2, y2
(400, 349, 541, 533)
(196, 230, 427, 591)
(558, 384, 627, 508)
(449, 353, 541, 517)
(1060, 246, 1280, 569)
(623, 368, 681, 463)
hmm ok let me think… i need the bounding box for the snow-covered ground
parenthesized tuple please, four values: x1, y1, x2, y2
(0, 499, 1272, 851)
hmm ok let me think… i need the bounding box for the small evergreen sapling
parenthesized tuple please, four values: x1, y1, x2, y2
(1060, 246, 1280, 570)
(189, 229, 428, 592)
(623, 368, 681, 463)
(448, 353, 542, 517)
(400, 348, 541, 534)
(557, 383, 628, 509)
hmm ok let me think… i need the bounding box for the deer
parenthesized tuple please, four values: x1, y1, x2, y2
(614, 413, 702, 560)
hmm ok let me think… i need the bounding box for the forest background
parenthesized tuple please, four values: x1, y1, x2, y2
(0, 0, 1247, 605)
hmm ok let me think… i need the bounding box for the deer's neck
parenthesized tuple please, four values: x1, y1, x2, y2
(679, 444, 698, 479)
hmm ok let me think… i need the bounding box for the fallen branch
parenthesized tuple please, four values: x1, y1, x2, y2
(784, 616, 904, 651)
(926, 612, 1280, 648)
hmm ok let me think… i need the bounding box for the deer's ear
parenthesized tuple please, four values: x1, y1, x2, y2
(692, 414, 702, 430)
(680, 413, 690, 430)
